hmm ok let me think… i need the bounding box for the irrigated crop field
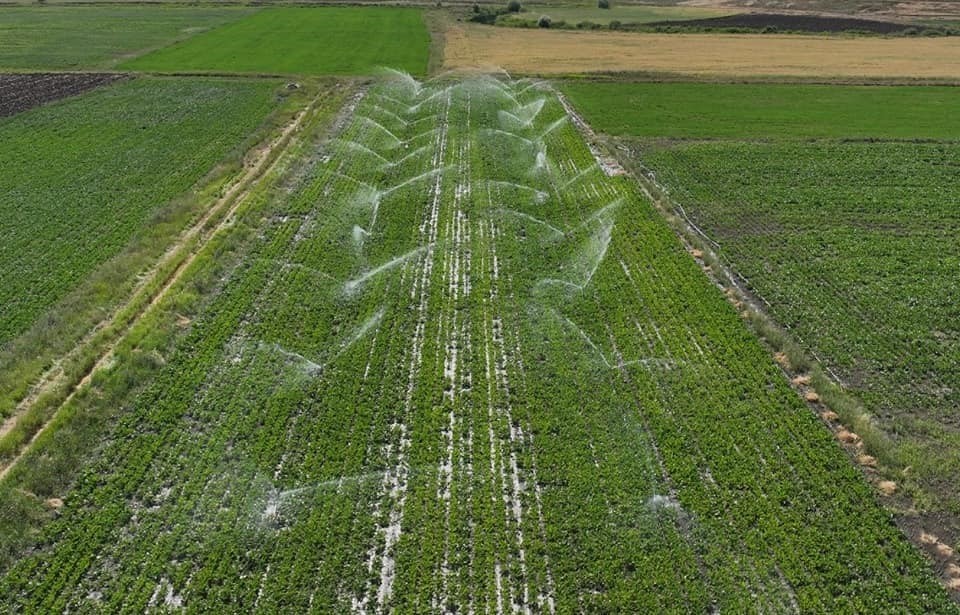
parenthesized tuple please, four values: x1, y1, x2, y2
(564, 80, 960, 580)
(643, 141, 960, 527)
(1, 1, 958, 609)
(0, 74, 952, 611)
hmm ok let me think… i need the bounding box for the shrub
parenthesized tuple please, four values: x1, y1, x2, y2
(598, 0, 610, 8)
(470, 7, 504, 24)
(507, 0, 521, 12)
(609, 20, 622, 30)
(538, 15, 552, 27)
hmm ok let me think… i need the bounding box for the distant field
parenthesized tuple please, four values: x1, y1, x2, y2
(444, 24, 960, 77)
(561, 82, 960, 139)
(645, 12, 924, 33)
(0, 6, 251, 70)
(125, 7, 430, 76)
(500, 5, 733, 25)
(0, 77, 279, 349)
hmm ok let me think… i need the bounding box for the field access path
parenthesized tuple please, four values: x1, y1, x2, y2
(0, 74, 953, 611)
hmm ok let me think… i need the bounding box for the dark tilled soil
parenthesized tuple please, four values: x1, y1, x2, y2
(0, 73, 126, 118)
(648, 13, 916, 33)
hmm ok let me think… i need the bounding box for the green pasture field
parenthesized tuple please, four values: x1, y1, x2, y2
(562, 81, 960, 140)
(124, 7, 431, 76)
(0, 77, 279, 351)
(0, 76, 952, 611)
(0, 6, 252, 70)
(500, 4, 733, 26)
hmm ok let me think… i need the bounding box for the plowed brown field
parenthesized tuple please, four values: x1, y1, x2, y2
(0, 73, 123, 117)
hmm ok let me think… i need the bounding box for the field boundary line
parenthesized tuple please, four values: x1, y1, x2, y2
(0, 87, 331, 482)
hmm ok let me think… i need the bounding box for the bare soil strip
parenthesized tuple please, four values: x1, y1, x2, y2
(443, 24, 960, 78)
(0, 90, 327, 481)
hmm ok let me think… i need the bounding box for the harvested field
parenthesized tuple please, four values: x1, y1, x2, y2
(648, 12, 920, 33)
(560, 82, 960, 139)
(0, 73, 123, 118)
(443, 24, 960, 78)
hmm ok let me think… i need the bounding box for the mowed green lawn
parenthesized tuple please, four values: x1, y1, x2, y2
(562, 81, 960, 140)
(124, 7, 430, 76)
(0, 6, 252, 70)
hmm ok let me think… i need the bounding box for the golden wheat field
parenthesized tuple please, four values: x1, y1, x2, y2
(443, 24, 960, 78)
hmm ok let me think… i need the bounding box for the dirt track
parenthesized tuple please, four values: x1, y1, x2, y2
(443, 24, 960, 78)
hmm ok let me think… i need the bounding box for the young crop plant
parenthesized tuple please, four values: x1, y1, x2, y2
(0, 73, 953, 612)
